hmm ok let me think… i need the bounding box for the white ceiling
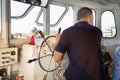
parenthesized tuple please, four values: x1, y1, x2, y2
(77, 0, 120, 3)
(52, 0, 120, 6)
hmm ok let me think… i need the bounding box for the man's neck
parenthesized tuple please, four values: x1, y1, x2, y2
(79, 18, 88, 22)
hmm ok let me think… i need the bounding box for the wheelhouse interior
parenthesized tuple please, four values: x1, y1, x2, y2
(0, 0, 120, 80)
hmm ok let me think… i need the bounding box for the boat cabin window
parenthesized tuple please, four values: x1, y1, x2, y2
(37, 4, 67, 26)
(50, 6, 73, 35)
(11, 1, 31, 17)
(11, 1, 41, 34)
(11, 0, 73, 35)
(101, 11, 116, 38)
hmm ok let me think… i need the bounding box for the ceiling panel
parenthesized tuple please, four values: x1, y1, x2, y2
(76, 0, 120, 3)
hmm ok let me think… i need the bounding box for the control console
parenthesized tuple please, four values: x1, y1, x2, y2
(0, 47, 18, 67)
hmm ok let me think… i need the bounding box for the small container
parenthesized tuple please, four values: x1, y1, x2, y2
(17, 74, 24, 80)
(30, 35, 35, 45)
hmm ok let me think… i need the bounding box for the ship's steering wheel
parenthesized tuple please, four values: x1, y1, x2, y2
(38, 35, 61, 72)
(28, 35, 61, 72)
(28, 28, 62, 73)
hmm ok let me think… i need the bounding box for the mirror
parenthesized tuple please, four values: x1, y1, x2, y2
(14, 0, 49, 7)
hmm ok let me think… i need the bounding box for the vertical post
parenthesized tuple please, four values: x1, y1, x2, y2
(1, 0, 11, 47)
(95, 9, 102, 29)
(43, 1, 50, 36)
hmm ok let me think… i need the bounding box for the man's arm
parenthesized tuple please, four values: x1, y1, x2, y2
(54, 50, 64, 62)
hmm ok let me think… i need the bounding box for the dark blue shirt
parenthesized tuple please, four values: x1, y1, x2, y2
(55, 21, 104, 80)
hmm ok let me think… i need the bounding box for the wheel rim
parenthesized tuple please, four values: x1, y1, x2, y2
(38, 35, 61, 72)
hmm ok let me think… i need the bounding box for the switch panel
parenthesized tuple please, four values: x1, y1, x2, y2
(0, 47, 18, 67)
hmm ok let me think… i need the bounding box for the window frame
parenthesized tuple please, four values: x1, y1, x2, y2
(92, 9, 96, 26)
(11, 0, 34, 18)
(35, 3, 69, 27)
(101, 10, 117, 38)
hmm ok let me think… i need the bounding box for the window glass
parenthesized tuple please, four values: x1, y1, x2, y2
(11, 0, 31, 17)
(50, 6, 73, 35)
(11, 5, 41, 34)
(37, 4, 66, 25)
(11, 1, 68, 34)
(101, 11, 116, 37)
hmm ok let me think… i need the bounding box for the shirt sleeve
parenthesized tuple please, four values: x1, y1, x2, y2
(55, 30, 68, 54)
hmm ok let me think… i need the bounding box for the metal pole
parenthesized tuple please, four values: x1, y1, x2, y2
(1, 0, 11, 47)
(43, 0, 50, 36)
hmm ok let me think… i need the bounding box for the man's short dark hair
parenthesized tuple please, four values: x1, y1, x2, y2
(77, 7, 93, 20)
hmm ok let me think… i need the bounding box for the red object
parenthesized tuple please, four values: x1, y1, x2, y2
(17, 74, 24, 80)
(30, 35, 35, 45)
